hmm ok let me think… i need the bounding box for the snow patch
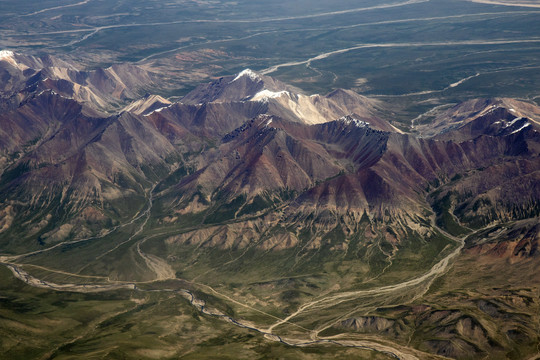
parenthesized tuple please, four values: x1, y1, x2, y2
(35, 89, 73, 100)
(0, 50, 22, 69)
(339, 115, 369, 128)
(510, 122, 530, 134)
(144, 104, 172, 116)
(479, 105, 499, 116)
(0, 49, 29, 70)
(232, 69, 261, 82)
(0, 50, 15, 59)
(504, 117, 524, 128)
(251, 89, 288, 101)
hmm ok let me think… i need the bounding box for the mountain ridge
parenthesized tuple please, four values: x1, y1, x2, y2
(0, 54, 538, 254)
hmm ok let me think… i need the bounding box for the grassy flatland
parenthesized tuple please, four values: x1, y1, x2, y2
(0, 266, 393, 360)
(315, 253, 540, 359)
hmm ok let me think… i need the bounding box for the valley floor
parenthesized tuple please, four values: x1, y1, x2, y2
(1, 181, 537, 360)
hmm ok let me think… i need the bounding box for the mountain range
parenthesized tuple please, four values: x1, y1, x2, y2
(1, 51, 538, 252)
(0, 51, 539, 359)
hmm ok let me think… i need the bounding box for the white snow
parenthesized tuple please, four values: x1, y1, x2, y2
(35, 89, 72, 100)
(0, 49, 28, 70)
(251, 89, 288, 101)
(479, 105, 499, 116)
(0, 50, 14, 59)
(510, 122, 531, 134)
(144, 104, 172, 116)
(339, 115, 369, 128)
(0, 50, 19, 68)
(232, 69, 261, 82)
(504, 117, 524, 128)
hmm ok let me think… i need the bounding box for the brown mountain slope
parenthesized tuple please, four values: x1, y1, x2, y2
(0, 94, 182, 251)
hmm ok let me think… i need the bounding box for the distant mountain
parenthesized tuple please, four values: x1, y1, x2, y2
(423, 99, 540, 229)
(417, 98, 540, 139)
(0, 50, 157, 113)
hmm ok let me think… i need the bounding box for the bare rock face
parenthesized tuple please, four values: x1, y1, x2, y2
(423, 100, 540, 229)
(416, 97, 540, 138)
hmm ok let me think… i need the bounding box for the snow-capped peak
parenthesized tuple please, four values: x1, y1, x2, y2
(232, 69, 261, 82)
(0, 50, 17, 66)
(0, 50, 15, 59)
(0, 49, 27, 70)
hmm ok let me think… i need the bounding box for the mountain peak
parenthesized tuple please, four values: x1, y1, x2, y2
(0, 49, 24, 69)
(231, 68, 262, 83)
(0, 49, 15, 59)
(337, 115, 370, 128)
(181, 69, 294, 105)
